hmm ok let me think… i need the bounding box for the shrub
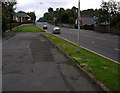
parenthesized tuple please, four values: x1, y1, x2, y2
(7, 23, 20, 30)
(21, 20, 33, 24)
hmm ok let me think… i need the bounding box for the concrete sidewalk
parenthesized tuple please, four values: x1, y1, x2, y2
(2, 32, 102, 92)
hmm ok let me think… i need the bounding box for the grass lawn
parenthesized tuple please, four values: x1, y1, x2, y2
(41, 33, 120, 92)
(13, 25, 45, 32)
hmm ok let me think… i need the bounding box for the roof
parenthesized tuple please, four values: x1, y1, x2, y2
(16, 13, 30, 18)
(80, 15, 92, 18)
(81, 17, 97, 25)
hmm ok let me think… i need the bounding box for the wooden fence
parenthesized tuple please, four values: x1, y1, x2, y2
(94, 26, 120, 35)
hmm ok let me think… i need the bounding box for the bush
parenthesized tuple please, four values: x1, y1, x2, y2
(21, 20, 33, 24)
(7, 23, 20, 30)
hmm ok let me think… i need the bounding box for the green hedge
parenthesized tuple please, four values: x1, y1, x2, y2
(7, 23, 20, 30)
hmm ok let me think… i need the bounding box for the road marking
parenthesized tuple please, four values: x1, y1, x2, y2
(91, 41, 95, 44)
(115, 48, 120, 51)
(96, 37, 107, 40)
(49, 33, 120, 65)
(82, 34, 92, 38)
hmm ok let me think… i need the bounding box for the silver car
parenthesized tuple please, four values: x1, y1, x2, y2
(52, 27, 60, 34)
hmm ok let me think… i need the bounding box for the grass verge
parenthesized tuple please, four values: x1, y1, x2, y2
(13, 25, 45, 32)
(41, 33, 120, 92)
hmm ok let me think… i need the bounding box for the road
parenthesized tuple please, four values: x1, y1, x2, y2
(36, 22, 119, 62)
(2, 32, 102, 91)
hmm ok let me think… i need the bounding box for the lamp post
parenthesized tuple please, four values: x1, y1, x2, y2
(78, 0, 80, 52)
(108, 0, 110, 32)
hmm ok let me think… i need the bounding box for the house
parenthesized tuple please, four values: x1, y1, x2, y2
(13, 13, 31, 23)
(75, 15, 98, 30)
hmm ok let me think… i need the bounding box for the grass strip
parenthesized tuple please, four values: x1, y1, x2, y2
(13, 25, 45, 32)
(41, 33, 120, 92)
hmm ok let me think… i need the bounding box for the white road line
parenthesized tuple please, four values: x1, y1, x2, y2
(83, 35, 92, 38)
(91, 41, 95, 44)
(96, 37, 107, 40)
(47, 33, 120, 65)
(115, 48, 120, 51)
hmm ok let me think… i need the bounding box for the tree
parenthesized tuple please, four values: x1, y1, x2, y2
(43, 13, 49, 21)
(2, 8, 8, 32)
(68, 17, 75, 24)
(97, 0, 120, 28)
(2, 0, 17, 32)
(27, 12, 36, 22)
(71, 6, 77, 12)
(17, 11, 26, 13)
(48, 7, 53, 13)
(61, 13, 69, 23)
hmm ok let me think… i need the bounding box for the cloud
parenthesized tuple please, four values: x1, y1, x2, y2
(15, 0, 120, 20)
(16, 0, 74, 20)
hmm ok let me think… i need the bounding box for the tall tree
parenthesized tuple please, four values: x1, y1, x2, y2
(27, 12, 36, 22)
(48, 7, 53, 13)
(2, 0, 17, 32)
(61, 12, 69, 23)
(99, 0, 119, 25)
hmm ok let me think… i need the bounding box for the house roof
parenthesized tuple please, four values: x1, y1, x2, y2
(16, 13, 30, 18)
(80, 15, 92, 18)
(81, 17, 97, 25)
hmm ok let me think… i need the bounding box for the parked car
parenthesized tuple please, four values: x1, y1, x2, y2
(43, 24, 48, 29)
(52, 27, 60, 34)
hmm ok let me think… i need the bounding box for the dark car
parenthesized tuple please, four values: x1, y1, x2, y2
(43, 25, 48, 29)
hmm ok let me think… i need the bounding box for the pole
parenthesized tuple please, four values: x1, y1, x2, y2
(33, 10, 35, 24)
(78, 0, 80, 52)
(10, 3, 12, 31)
(109, 15, 110, 32)
(108, 0, 110, 32)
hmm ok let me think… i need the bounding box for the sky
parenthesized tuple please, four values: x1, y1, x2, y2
(15, 0, 120, 20)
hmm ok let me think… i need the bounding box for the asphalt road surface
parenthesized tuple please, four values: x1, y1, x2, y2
(2, 32, 102, 91)
(36, 22, 119, 62)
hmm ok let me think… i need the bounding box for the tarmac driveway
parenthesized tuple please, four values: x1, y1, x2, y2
(2, 32, 102, 92)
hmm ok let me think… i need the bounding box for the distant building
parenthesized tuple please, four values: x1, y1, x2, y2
(75, 15, 98, 30)
(13, 13, 31, 23)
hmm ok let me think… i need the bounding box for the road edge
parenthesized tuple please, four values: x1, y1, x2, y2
(41, 33, 112, 93)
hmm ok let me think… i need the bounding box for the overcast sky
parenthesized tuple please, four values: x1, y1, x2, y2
(15, 0, 119, 20)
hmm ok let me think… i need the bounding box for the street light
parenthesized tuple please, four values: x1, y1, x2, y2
(108, 0, 110, 32)
(78, 0, 80, 52)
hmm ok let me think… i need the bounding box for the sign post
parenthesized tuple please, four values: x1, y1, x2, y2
(78, 0, 80, 52)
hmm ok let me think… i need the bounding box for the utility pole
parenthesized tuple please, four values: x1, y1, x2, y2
(78, 0, 80, 52)
(108, 14, 110, 32)
(108, 0, 110, 32)
(33, 11, 35, 24)
(10, 2, 12, 31)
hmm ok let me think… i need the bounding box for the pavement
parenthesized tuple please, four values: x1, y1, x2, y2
(36, 22, 119, 62)
(2, 32, 102, 92)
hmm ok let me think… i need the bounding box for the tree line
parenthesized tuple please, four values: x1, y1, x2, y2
(37, 0, 120, 29)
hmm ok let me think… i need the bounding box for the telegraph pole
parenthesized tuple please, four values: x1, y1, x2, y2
(78, 0, 80, 52)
